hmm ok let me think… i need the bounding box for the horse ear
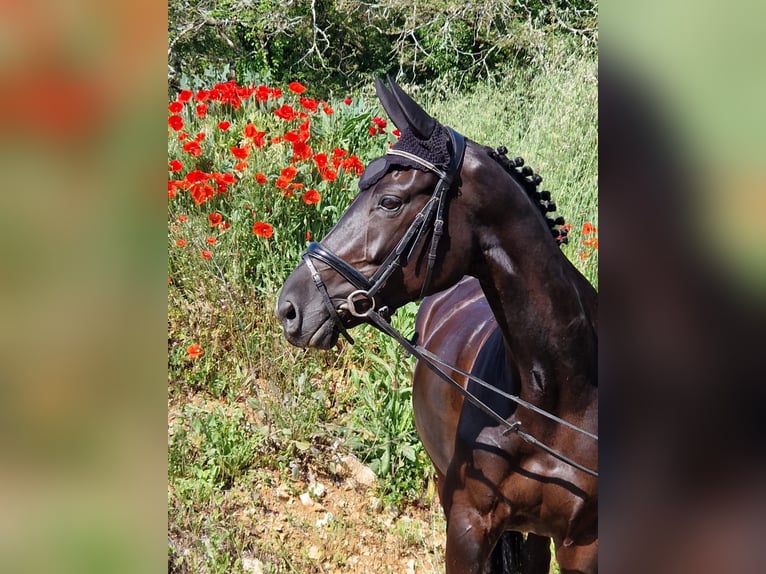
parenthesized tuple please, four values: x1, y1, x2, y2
(375, 75, 437, 139)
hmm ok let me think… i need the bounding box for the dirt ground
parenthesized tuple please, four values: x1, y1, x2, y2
(169, 465, 447, 573)
(168, 392, 448, 574)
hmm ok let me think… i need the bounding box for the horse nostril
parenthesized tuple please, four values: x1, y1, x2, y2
(278, 298, 297, 324)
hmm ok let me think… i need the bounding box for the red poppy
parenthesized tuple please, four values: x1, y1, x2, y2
(205, 237, 217, 245)
(201, 250, 212, 259)
(243, 123, 256, 138)
(196, 104, 208, 117)
(299, 97, 318, 112)
(230, 146, 249, 159)
(368, 126, 377, 136)
(195, 132, 206, 142)
(306, 231, 312, 241)
(168, 187, 177, 199)
(219, 221, 231, 232)
(168, 115, 184, 131)
(302, 189, 321, 205)
(182, 141, 202, 157)
(372, 116, 387, 129)
(218, 121, 231, 130)
(274, 104, 298, 121)
(288, 81, 307, 94)
(322, 104, 334, 115)
(313, 153, 328, 169)
(176, 239, 187, 247)
(392, 129, 401, 138)
(177, 132, 188, 141)
(280, 166, 298, 180)
(168, 101, 183, 113)
(208, 213, 223, 227)
(187, 344, 204, 359)
(177, 215, 188, 223)
(234, 161, 249, 171)
(169, 159, 183, 172)
(178, 90, 193, 102)
(252, 221, 273, 238)
(320, 169, 337, 182)
(291, 142, 312, 162)
(255, 172, 267, 185)
(582, 222, 596, 236)
(343, 97, 352, 105)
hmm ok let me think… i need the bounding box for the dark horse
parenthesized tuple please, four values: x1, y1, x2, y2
(277, 77, 598, 573)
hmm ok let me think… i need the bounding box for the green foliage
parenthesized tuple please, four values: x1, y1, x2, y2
(168, 0, 597, 95)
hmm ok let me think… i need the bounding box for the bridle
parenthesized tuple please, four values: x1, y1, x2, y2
(302, 127, 466, 344)
(300, 128, 599, 477)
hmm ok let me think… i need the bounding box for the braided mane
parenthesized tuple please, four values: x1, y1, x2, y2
(487, 146, 569, 247)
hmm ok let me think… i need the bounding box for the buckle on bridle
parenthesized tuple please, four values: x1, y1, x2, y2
(344, 289, 376, 318)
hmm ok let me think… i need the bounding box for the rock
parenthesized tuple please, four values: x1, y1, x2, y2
(315, 512, 333, 528)
(299, 492, 314, 506)
(341, 454, 376, 487)
(241, 555, 264, 574)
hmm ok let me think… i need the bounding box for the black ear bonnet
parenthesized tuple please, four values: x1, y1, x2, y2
(358, 124, 451, 191)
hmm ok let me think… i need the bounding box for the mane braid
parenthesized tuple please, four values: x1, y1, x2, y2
(488, 146, 569, 247)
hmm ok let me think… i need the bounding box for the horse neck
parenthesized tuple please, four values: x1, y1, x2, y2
(476, 234, 597, 401)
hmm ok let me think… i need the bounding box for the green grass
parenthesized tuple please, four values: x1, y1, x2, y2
(168, 44, 596, 573)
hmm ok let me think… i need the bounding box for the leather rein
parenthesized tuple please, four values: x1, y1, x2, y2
(300, 128, 598, 477)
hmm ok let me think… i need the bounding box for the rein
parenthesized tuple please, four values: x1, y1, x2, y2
(300, 128, 598, 477)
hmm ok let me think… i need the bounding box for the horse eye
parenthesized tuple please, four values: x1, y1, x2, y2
(379, 196, 403, 212)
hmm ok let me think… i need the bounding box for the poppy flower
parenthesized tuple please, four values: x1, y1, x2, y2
(306, 231, 312, 241)
(322, 104, 334, 115)
(243, 123, 259, 138)
(313, 153, 328, 169)
(288, 81, 307, 94)
(168, 101, 183, 113)
(274, 104, 298, 121)
(343, 97, 352, 105)
(178, 90, 193, 102)
(302, 189, 321, 205)
(231, 146, 249, 159)
(299, 97, 318, 112)
(168, 115, 184, 131)
(201, 250, 212, 259)
(320, 169, 337, 182)
(183, 141, 202, 157)
(187, 344, 204, 359)
(176, 239, 187, 247)
(208, 213, 223, 227)
(205, 237, 217, 245)
(234, 161, 249, 171)
(255, 172, 267, 185)
(218, 121, 231, 130)
(219, 221, 231, 232)
(196, 104, 208, 117)
(368, 126, 377, 136)
(177, 215, 188, 223)
(169, 159, 183, 172)
(253, 221, 273, 238)
(582, 222, 595, 235)
(280, 166, 298, 180)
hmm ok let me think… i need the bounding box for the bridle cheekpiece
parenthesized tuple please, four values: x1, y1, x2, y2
(301, 127, 466, 343)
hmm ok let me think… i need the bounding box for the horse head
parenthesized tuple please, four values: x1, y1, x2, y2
(277, 76, 568, 349)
